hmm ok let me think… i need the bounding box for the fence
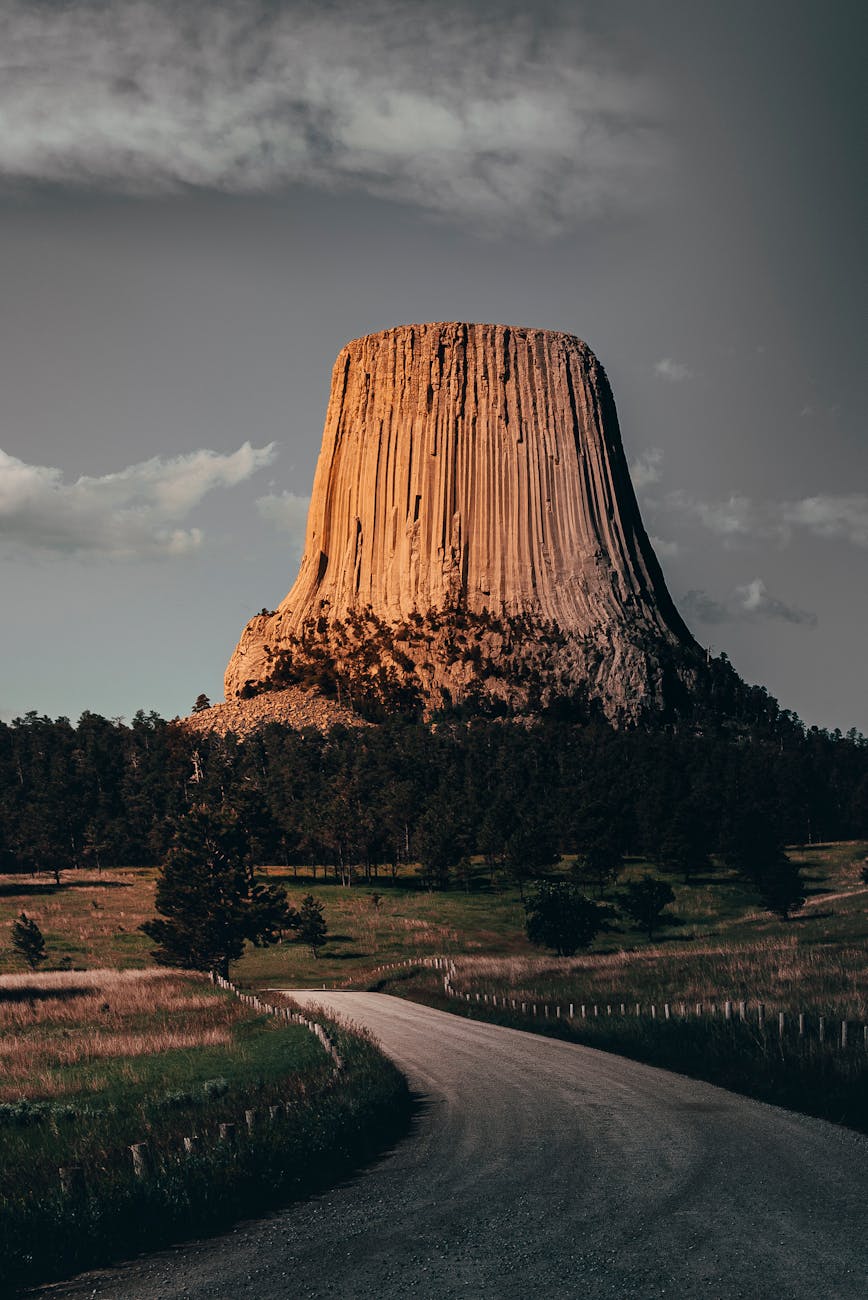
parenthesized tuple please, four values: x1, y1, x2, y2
(57, 974, 343, 1198)
(438, 972, 867, 1051)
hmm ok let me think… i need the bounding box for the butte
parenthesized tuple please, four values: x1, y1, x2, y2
(224, 322, 705, 722)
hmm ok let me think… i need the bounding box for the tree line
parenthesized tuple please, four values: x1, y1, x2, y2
(0, 698, 865, 891)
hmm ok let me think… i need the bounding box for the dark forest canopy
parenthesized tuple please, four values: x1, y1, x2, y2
(1, 688, 866, 887)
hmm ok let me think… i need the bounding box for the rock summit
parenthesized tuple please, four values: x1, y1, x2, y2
(225, 323, 702, 720)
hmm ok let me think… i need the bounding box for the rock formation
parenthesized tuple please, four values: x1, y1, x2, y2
(225, 323, 703, 720)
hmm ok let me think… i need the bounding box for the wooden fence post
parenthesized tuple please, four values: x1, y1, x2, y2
(184, 1135, 202, 1155)
(219, 1122, 237, 1147)
(841, 1021, 848, 1049)
(130, 1142, 154, 1179)
(664, 1004, 671, 1021)
(245, 1108, 258, 1134)
(758, 1003, 765, 1029)
(724, 1000, 732, 1021)
(569, 1003, 574, 1018)
(799, 1012, 805, 1037)
(778, 1012, 785, 1037)
(819, 1016, 825, 1044)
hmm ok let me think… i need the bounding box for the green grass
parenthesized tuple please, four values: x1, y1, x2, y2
(3, 842, 865, 1011)
(0, 969, 411, 1292)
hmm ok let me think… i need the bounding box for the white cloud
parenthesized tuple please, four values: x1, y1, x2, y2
(735, 577, 817, 627)
(256, 490, 310, 538)
(654, 358, 692, 383)
(630, 448, 664, 490)
(666, 490, 868, 549)
(681, 580, 816, 629)
(0, 442, 276, 558)
(779, 496, 868, 548)
(0, 0, 663, 233)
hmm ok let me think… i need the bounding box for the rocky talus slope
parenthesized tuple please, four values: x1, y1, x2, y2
(225, 322, 703, 720)
(181, 687, 368, 739)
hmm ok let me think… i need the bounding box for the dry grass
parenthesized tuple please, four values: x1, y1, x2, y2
(447, 934, 868, 1019)
(0, 968, 245, 1101)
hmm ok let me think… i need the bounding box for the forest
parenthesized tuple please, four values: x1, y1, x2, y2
(1, 685, 866, 888)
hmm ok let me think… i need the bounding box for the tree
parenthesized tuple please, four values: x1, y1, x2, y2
(191, 694, 211, 714)
(141, 804, 293, 977)
(524, 882, 610, 957)
(504, 819, 560, 898)
(618, 875, 676, 941)
(12, 913, 47, 969)
(298, 894, 328, 958)
(572, 834, 623, 898)
(720, 806, 787, 887)
(758, 859, 806, 921)
(657, 803, 713, 884)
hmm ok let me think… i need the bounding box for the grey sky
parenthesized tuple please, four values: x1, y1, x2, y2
(0, 0, 864, 731)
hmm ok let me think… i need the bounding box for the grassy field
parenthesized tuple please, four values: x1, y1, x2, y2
(3, 841, 865, 1016)
(0, 968, 410, 1291)
(0, 969, 328, 1195)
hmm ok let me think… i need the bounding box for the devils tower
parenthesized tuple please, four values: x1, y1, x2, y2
(225, 323, 702, 720)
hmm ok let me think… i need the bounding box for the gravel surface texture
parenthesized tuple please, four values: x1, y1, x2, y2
(37, 992, 868, 1300)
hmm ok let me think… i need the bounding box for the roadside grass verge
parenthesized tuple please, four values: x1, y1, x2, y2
(0, 971, 411, 1293)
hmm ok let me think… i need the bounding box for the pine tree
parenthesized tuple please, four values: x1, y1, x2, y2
(12, 913, 47, 970)
(191, 694, 211, 714)
(141, 804, 293, 977)
(298, 894, 328, 959)
(758, 859, 806, 921)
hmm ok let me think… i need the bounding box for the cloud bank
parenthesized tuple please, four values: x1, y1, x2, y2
(0, 0, 662, 232)
(0, 442, 276, 558)
(668, 491, 868, 549)
(682, 579, 817, 628)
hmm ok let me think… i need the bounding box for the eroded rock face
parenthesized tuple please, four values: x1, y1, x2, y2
(225, 323, 701, 719)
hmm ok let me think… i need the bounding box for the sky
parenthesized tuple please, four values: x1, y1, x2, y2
(0, 0, 865, 732)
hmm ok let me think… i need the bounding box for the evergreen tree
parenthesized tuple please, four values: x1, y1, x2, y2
(618, 875, 676, 941)
(658, 803, 713, 884)
(12, 913, 47, 970)
(141, 804, 292, 977)
(298, 894, 328, 958)
(191, 694, 211, 714)
(758, 859, 806, 921)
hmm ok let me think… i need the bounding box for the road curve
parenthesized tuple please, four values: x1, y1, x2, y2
(42, 993, 867, 1300)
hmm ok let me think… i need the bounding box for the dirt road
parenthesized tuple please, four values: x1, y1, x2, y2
(42, 992, 867, 1299)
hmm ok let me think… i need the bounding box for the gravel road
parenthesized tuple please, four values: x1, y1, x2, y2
(40, 992, 868, 1300)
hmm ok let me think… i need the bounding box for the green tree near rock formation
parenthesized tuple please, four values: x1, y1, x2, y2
(141, 804, 293, 977)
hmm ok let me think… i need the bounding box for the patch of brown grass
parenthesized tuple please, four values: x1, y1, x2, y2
(0, 968, 245, 1101)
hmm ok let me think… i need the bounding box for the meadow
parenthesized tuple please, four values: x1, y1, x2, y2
(3, 841, 864, 1016)
(0, 967, 410, 1290)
